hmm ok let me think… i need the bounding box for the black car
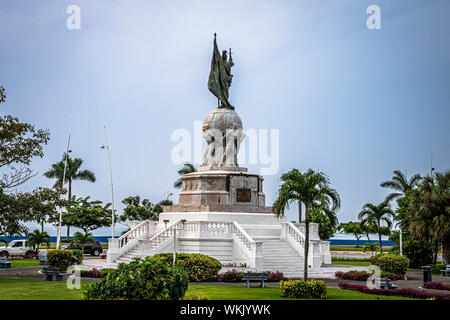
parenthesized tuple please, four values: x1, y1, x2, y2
(62, 240, 103, 256)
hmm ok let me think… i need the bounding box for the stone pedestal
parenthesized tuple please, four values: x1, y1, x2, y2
(164, 170, 272, 214)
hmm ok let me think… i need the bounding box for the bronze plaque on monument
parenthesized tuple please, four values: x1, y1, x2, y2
(236, 188, 251, 202)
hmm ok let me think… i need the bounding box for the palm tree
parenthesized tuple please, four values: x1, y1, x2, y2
(273, 168, 340, 280)
(358, 202, 394, 253)
(173, 162, 196, 188)
(27, 229, 50, 252)
(408, 170, 450, 265)
(43, 153, 96, 237)
(71, 231, 96, 255)
(380, 170, 421, 203)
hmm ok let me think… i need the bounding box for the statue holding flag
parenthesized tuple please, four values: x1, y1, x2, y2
(208, 34, 235, 110)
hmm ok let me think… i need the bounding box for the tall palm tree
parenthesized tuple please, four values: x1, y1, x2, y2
(358, 202, 394, 253)
(71, 231, 96, 255)
(273, 168, 340, 280)
(173, 162, 196, 188)
(380, 170, 421, 203)
(408, 170, 450, 265)
(27, 229, 50, 252)
(43, 153, 96, 237)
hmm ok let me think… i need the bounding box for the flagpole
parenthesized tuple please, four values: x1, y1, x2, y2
(56, 134, 71, 249)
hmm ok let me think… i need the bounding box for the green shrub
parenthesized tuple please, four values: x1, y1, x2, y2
(100, 268, 115, 277)
(430, 263, 445, 275)
(151, 253, 222, 282)
(220, 269, 244, 282)
(375, 254, 409, 275)
(83, 257, 188, 300)
(70, 249, 83, 265)
(280, 280, 327, 299)
(47, 250, 73, 270)
(370, 253, 387, 265)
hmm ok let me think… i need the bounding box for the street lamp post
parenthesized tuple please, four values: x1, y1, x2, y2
(101, 125, 115, 239)
(56, 135, 72, 249)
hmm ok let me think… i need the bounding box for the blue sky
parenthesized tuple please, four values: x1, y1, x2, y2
(1, 0, 449, 235)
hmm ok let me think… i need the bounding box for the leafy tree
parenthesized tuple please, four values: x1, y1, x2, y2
(0, 87, 51, 236)
(173, 162, 196, 188)
(119, 196, 173, 226)
(273, 168, 340, 280)
(380, 170, 421, 203)
(152, 199, 173, 220)
(18, 187, 66, 232)
(27, 229, 50, 251)
(358, 202, 394, 253)
(338, 222, 364, 247)
(389, 230, 433, 268)
(309, 204, 338, 240)
(408, 171, 450, 265)
(71, 231, 96, 255)
(44, 154, 96, 237)
(62, 196, 114, 233)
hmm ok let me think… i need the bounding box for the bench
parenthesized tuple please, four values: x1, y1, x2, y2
(38, 254, 47, 265)
(440, 265, 450, 277)
(0, 257, 12, 268)
(379, 277, 398, 290)
(242, 272, 269, 288)
(43, 266, 64, 281)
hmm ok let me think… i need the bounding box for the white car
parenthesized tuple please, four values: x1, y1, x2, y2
(0, 240, 36, 257)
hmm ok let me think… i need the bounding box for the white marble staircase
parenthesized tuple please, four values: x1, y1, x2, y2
(261, 238, 305, 278)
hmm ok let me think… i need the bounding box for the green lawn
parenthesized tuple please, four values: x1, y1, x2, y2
(332, 260, 372, 267)
(10, 259, 41, 268)
(186, 285, 414, 300)
(0, 278, 415, 300)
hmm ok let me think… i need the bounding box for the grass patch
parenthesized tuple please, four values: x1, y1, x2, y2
(0, 279, 415, 300)
(10, 259, 41, 268)
(185, 285, 414, 300)
(332, 260, 372, 267)
(0, 278, 87, 300)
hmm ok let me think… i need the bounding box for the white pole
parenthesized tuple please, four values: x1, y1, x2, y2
(399, 229, 403, 256)
(104, 126, 115, 239)
(56, 135, 71, 249)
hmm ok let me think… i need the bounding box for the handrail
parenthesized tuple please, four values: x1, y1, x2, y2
(145, 220, 181, 251)
(286, 222, 305, 244)
(118, 220, 149, 249)
(230, 221, 255, 253)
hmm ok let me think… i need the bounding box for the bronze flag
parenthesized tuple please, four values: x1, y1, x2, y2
(207, 35, 234, 109)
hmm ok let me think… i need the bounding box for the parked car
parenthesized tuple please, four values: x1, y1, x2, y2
(62, 240, 103, 256)
(0, 240, 36, 257)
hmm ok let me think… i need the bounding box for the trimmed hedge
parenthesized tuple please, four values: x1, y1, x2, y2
(151, 253, 222, 282)
(47, 249, 82, 270)
(423, 282, 450, 291)
(335, 270, 405, 281)
(280, 280, 327, 299)
(219, 270, 244, 282)
(83, 257, 189, 300)
(375, 254, 409, 275)
(338, 282, 450, 300)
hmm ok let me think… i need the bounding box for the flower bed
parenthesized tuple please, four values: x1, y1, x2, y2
(80, 268, 115, 278)
(423, 282, 450, 291)
(8, 254, 38, 260)
(338, 282, 450, 300)
(215, 270, 285, 282)
(335, 270, 404, 281)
